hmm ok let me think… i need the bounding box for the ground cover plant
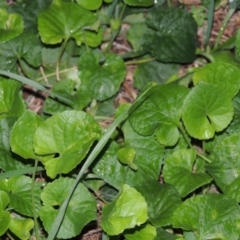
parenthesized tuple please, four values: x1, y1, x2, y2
(1, 0, 240, 239)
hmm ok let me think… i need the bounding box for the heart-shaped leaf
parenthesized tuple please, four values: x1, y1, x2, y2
(163, 149, 212, 197)
(100, 184, 148, 235)
(34, 110, 102, 178)
(0, 8, 23, 43)
(193, 62, 240, 99)
(129, 85, 189, 146)
(143, 6, 197, 62)
(79, 51, 126, 101)
(38, 0, 99, 45)
(172, 194, 240, 239)
(182, 82, 233, 139)
(40, 177, 97, 239)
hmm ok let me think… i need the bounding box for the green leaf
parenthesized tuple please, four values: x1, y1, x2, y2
(9, 217, 34, 240)
(7, 176, 42, 217)
(156, 228, 177, 240)
(0, 211, 10, 236)
(129, 85, 189, 146)
(93, 121, 164, 189)
(133, 60, 180, 90)
(34, 110, 102, 178)
(193, 62, 240, 98)
(0, 79, 26, 120)
(206, 133, 240, 191)
(163, 149, 212, 197)
(10, 110, 44, 159)
(182, 82, 233, 139)
(123, 0, 154, 7)
(76, 0, 102, 10)
(40, 177, 97, 239)
(38, 0, 99, 45)
(79, 52, 126, 101)
(225, 177, 240, 202)
(143, 6, 197, 63)
(0, 190, 9, 210)
(100, 184, 148, 235)
(117, 147, 136, 165)
(0, 118, 27, 171)
(0, 8, 23, 43)
(135, 181, 181, 227)
(124, 224, 156, 240)
(172, 194, 240, 239)
(0, 32, 42, 71)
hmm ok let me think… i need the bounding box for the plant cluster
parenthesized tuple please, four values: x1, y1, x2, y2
(1, 0, 240, 239)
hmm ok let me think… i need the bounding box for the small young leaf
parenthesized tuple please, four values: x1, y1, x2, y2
(9, 217, 34, 240)
(206, 133, 240, 191)
(0, 190, 9, 210)
(182, 82, 233, 139)
(193, 62, 240, 98)
(100, 184, 148, 235)
(163, 149, 212, 197)
(34, 110, 102, 178)
(143, 6, 197, 63)
(135, 181, 181, 227)
(10, 110, 44, 159)
(79, 51, 126, 101)
(0, 9, 23, 43)
(172, 194, 240, 239)
(38, 0, 99, 45)
(124, 224, 156, 240)
(76, 0, 102, 10)
(117, 147, 136, 166)
(40, 177, 97, 239)
(129, 85, 189, 146)
(0, 79, 26, 120)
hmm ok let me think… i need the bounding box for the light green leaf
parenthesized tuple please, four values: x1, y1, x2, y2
(34, 110, 102, 178)
(206, 133, 240, 191)
(124, 224, 156, 240)
(225, 177, 240, 202)
(143, 6, 197, 63)
(76, 0, 102, 10)
(117, 147, 136, 165)
(123, 0, 154, 6)
(0, 79, 26, 120)
(10, 110, 44, 159)
(0, 190, 9, 210)
(172, 194, 240, 239)
(93, 121, 164, 189)
(8, 176, 41, 217)
(0, 211, 10, 236)
(79, 51, 126, 101)
(135, 181, 181, 227)
(40, 177, 97, 239)
(0, 118, 27, 171)
(38, 0, 99, 45)
(0, 8, 23, 43)
(100, 184, 148, 235)
(193, 62, 240, 98)
(133, 60, 180, 90)
(182, 82, 233, 139)
(163, 149, 212, 197)
(9, 217, 34, 240)
(129, 85, 189, 146)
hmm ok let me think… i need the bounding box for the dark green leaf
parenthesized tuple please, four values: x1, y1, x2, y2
(79, 51, 126, 101)
(143, 7, 197, 62)
(182, 82, 233, 139)
(40, 177, 97, 239)
(163, 149, 212, 197)
(135, 181, 181, 227)
(172, 194, 240, 239)
(123, 0, 154, 7)
(34, 110, 102, 178)
(129, 84, 189, 146)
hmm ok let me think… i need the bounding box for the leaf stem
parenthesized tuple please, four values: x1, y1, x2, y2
(125, 57, 155, 65)
(56, 38, 69, 81)
(196, 152, 211, 163)
(178, 123, 192, 149)
(31, 160, 40, 240)
(204, 0, 214, 48)
(214, 7, 236, 50)
(46, 84, 154, 240)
